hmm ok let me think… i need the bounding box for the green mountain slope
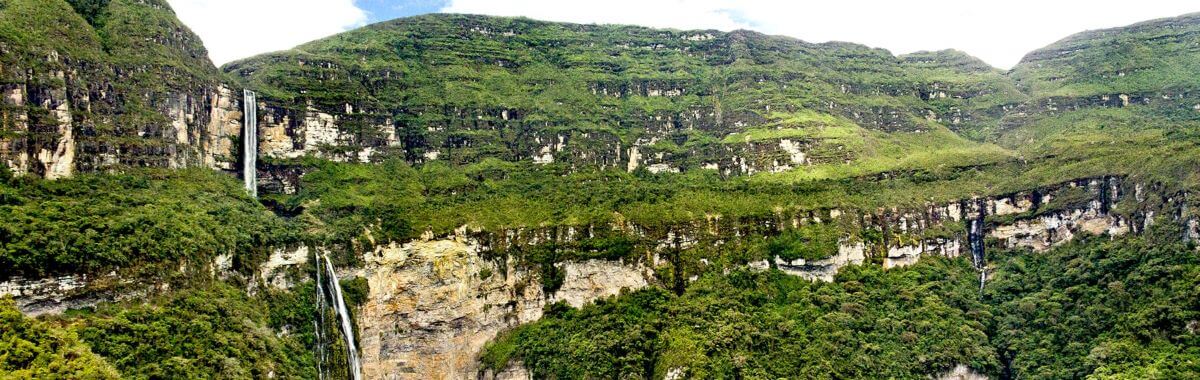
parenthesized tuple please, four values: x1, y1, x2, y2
(2, 7, 1200, 380)
(986, 13, 1200, 187)
(225, 14, 1018, 179)
(1012, 13, 1200, 99)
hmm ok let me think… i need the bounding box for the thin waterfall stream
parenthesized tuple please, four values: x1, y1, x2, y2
(315, 251, 327, 380)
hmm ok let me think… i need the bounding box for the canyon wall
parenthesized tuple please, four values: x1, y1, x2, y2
(0, 0, 251, 178)
(351, 235, 651, 380)
(5, 175, 1196, 379)
(0, 79, 246, 177)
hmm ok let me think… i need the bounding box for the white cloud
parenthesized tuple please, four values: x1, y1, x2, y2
(168, 0, 368, 65)
(442, 0, 1200, 69)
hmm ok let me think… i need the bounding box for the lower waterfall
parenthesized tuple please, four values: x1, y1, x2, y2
(315, 251, 327, 380)
(315, 252, 362, 380)
(242, 89, 257, 197)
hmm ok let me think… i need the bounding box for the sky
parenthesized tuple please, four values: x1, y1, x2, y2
(168, 0, 1200, 68)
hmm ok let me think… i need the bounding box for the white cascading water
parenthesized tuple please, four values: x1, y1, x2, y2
(314, 320, 324, 380)
(242, 89, 257, 197)
(969, 218, 986, 291)
(321, 252, 362, 380)
(314, 250, 326, 380)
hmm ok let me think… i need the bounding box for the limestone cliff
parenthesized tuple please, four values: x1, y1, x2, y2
(0, 0, 246, 178)
(5, 175, 1193, 379)
(352, 235, 650, 379)
(224, 14, 1022, 178)
(286, 177, 1190, 379)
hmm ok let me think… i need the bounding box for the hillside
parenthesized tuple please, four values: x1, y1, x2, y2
(224, 14, 1019, 179)
(0, 0, 244, 178)
(2, 5, 1200, 380)
(994, 13, 1200, 188)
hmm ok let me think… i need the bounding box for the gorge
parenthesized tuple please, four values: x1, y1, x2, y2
(2, 1, 1200, 379)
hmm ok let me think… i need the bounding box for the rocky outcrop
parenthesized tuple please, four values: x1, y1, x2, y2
(257, 102, 400, 163)
(0, 272, 156, 317)
(744, 176, 1187, 281)
(0, 0, 247, 178)
(258, 246, 312, 289)
(0, 77, 246, 178)
(0, 274, 97, 316)
(987, 179, 1129, 251)
(354, 234, 652, 380)
(937, 364, 989, 380)
(766, 242, 866, 282)
(548, 258, 649, 308)
(478, 361, 531, 380)
(246, 100, 843, 177)
(203, 86, 247, 171)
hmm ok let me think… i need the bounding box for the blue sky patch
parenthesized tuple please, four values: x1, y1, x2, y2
(356, 0, 449, 23)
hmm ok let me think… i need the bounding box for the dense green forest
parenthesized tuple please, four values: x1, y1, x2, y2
(0, 298, 118, 379)
(484, 259, 995, 379)
(9, 223, 1199, 379)
(0, 168, 291, 280)
(483, 226, 1200, 379)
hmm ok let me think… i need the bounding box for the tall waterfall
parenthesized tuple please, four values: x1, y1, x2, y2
(317, 252, 362, 380)
(967, 205, 987, 291)
(242, 90, 257, 197)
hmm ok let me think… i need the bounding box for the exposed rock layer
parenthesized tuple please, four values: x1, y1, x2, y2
(354, 237, 651, 379)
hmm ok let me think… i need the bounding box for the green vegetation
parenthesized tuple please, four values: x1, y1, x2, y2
(45, 281, 319, 379)
(4, 4, 1200, 380)
(1012, 13, 1200, 99)
(720, 110, 859, 143)
(484, 258, 995, 379)
(0, 297, 118, 379)
(766, 223, 840, 261)
(0, 168, 292, 280)
(987, 225, 1200, 379)
(225, 13, 1024, 174)
(485, 226, 1200, 379)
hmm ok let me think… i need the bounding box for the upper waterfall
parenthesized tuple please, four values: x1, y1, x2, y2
(243, 89, 257, 197)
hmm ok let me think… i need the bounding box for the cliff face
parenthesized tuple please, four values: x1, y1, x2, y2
(3, 8, 1198, 183)
(5, 175, 1187, 378)
(5, 6, 1200, 380)
(224, 14, 1018, 176)
(258, 176, 1189, 379)
(0, 0, 245, 178)
(351, 235, 650, 379)
(348, 177, 1187, 379)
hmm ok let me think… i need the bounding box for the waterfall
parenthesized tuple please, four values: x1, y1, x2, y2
(313, 320, 324, 380)
(318, 252, 362, 380)
(242, 90, 257, 197)
(968, 206, 987, 291)
(314, 251, 326, 380)
(968, 219, 984, 268)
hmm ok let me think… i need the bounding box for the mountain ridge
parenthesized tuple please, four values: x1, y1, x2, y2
(3, 4, 1200, 380)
